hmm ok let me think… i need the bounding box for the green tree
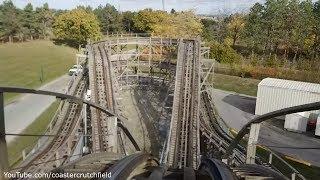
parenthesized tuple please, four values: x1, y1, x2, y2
(244, 0, 315, 57)
(282, 0, 300, 56)
(53, 9, 102, 45)
(263, 0, 288, 51)
(244, 3, 264, 49)
(22, 3, 37, 40)
(201, 19, 217, 42)
(203, 17, 228, 44)
(35, 3, 54, 39)
(313, 0, 320, 52)
(122, 11, 136, 32)
(94, 4, 122, 34)
(209, 42, 241, 64)
(0, 0, 22, 42)
(294, 0, 315, 55)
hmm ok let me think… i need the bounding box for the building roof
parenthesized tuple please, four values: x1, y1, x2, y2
(259, 78, 320, 94)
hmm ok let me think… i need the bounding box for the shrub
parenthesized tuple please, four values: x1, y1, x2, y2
(209, 43, 241, 64)
(215, 63, 320, 83)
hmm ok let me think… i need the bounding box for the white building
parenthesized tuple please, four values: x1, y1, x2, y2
(255, 78, 320, 116)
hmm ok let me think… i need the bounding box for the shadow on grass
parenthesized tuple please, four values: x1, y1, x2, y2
(52, 38, 83, 49)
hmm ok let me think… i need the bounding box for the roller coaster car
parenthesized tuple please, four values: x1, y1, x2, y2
(90, 153, 288, 180)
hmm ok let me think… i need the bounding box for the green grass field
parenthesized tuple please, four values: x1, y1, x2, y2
(285, 159, 320, 180)
(212, 73, 261, 96)
(8, 101, 60, 167)
(0, 40, 76, 102)
(256, 146, 320, 180)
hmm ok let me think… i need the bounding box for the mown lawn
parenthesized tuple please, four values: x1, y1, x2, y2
(212, 73, 261, 96)
(285, 159, 320, 180)
(257, 146, 320, 180)
(0, 40, 76, 102)
(8, 101, 60, 167)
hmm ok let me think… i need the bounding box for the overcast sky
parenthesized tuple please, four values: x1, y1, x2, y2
(0, 0, 271, 14)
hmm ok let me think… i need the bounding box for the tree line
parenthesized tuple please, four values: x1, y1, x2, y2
(0, 0, 202, 45)
(0, 1, 54, 42)
(204, 0, 320, 66)
(202, 0, 320, 83)
(2, 0, 320, 74)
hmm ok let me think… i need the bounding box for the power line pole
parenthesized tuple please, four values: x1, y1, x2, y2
(162, 0, 165, 11)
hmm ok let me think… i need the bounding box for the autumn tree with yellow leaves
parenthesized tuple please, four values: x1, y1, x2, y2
(53, 9, 102, 45)
(225, 14, 245, 46)
(134, 9, 203, 39)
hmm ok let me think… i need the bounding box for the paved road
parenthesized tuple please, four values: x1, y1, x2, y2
(211, 88, 320, 166)
(5, 75, 70, 142)
(210, 89, 256, 130)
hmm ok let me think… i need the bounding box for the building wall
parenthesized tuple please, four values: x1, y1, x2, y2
(255, 83, 320, 116)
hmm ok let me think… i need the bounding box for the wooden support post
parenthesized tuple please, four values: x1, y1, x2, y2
(218, 141, 223, 152)
(230, 152, 235, 165)
(149, 37, 152, 74)
(37, 139, 41, 148)
(49, 121, 52, 132)
(109, 116, 118, 153)
(137, 42, 140, 79)
(22, 149, 26, 160)
(55, 151, 60, 167)
(83, 104, 88, 148)
(269, 153, 273, 164)
(116, 39, 121, 75)
(0, 92, 9, 179)
(160, 38, 163, 56)
(246, 123, 261, 164)
(67, 138, 72, 155)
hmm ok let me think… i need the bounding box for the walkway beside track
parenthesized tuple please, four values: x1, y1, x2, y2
(5, 75, 70, 142)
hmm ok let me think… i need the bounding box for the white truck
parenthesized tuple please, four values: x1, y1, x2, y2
(68, 65, 83, 76)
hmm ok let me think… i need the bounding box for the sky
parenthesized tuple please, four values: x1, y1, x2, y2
(0, 0, 267, 14)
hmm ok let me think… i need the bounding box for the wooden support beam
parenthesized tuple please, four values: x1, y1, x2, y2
(246, 123, 261, 164)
